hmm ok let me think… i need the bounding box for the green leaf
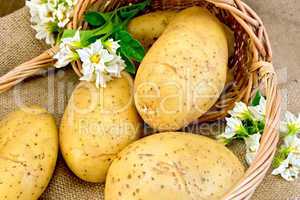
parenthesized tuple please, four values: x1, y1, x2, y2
(55, 30, 63, 44)
(241, 116, 265, 136)
(48, 21, 60, 33)
(91, 21, 114, 38)
(79, 32, 96, 46)
(242, 119, 254, 134)
(122, 54, 136, 74)
(114, 30, 145, 62)
(272, 147, 292, 168)
(251, 91, 263, 106)
(117, 0, 151, 21)
(62, 29, 95, 47)
(85, 12, 109, 27)
(61, 29, 75, 39)
(59, 1, 149, 74)
(61, 21, 114, 47)
(257, 120, 265, 133)
(83, 0, 150, 30)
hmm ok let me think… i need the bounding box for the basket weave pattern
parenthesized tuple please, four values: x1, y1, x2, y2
(0, 0, 280, 199)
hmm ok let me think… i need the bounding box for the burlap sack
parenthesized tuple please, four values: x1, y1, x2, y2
(0, 7, 299, 200)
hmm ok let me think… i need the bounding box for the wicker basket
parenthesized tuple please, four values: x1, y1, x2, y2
(0, 0, 280, 199)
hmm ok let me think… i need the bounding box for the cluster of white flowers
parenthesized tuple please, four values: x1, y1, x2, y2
(218, 96, 266, 165)
(26, 0, 77, 45)
(53, 32, 125, 87)
(272, 112, 300, 181)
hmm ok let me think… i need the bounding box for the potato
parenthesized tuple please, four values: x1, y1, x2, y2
(0, 106, 58, 200)
(60, 72, 142, 183)
(105, 132, 244, 200)
(134, 7, 228, 131)
(128, 10, 177, 51)
(223, 24, 235, 58)
(128, 10, 234, 57)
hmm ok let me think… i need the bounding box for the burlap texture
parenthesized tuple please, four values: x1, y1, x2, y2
(0, 7, 299, 200)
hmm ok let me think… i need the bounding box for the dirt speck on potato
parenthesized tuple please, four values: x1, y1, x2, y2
(0, 106, 58, 200)
(134, 7, 228, 131)
(105, 132, 244, 200)
(60, 72, 142, 183)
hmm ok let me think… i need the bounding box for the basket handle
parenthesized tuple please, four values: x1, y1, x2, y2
(224, 61, 280, 200)
(0, 46, 59, 94)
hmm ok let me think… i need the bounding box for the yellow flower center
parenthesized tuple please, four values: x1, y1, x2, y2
(47, 11, 53, 18)
(90, 54, 101, 64)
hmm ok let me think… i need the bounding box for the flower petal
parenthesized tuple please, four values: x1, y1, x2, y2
(245, 133, 261, 152)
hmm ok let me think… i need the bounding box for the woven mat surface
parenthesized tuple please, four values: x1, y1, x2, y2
(0, 3, 299, 200)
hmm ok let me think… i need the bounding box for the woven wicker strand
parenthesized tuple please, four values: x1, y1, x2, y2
(0, 0, 280, 199)
(0, 46, 59, 93)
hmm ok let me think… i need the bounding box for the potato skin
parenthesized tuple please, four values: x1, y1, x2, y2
(128, 10, 234, 57)
(60, 72, 142, 183)
(223, 24, 235, 58)
(128, 10, 177, 51)
(0, 106, 58, 200)
(105, 132, 244, 200)
(134, 7, 228, 131)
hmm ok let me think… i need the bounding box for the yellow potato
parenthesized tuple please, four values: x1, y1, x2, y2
(60, 72, 142, 183)
(134, 7, 228, 131)
(105, 132, 244, 200)
(128, 10, 177, 51)
(128, 10, 234, 57)
(0, 106, 58, 200)
(223, 23, 235, 58)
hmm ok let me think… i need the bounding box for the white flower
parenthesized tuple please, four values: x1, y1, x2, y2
(53, 30, 81, 68)
(60, 30, 81, 49)
(103, 39, 120, 54)
(245, 133, 261, 164)
(27, 1, 55, 23)
(219, 117, 246, 139)
(26, 0, 42, 23)
(225, 117, 246, 137)
(77, 40, 125, 87)
(272, 129, 300, 181)
(26, 0, 56, 45)
(77, 41, 114, 69)
(289, 153, 300, 168)
(245, 133, 261, 152)
(32, 23, 55, 45)
(47, 0, 59, 8)
(66, 0, 78, 7)
(54, 3, 72, 28)
(245, 152, 257, 165)
(249, 96, 266, 121)
(26, 0, 76, 45)
(106, 55, 125, 77)
(272, 153, 300, 181)
(283, 134, 300, 153)
(229, 101, 252, 120)
(281, 167, 300, 181)
(280, 111, 300, 136)
(272, 158, 289, 177)
(53, 46, 78, 68)
(38, 3, 56, 24)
